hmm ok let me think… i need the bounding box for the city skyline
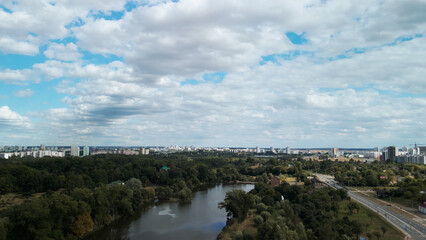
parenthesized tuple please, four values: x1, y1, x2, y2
(1, 0, 426, 147)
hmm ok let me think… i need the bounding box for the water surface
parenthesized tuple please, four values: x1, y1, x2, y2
(86, 184, 254, 240)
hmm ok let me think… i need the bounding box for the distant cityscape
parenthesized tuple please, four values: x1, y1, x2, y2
(1, 144, 425, 165)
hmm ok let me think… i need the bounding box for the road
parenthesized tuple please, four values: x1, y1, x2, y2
(314, 173, 426, 240)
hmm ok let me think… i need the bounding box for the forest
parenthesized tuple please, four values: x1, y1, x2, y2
(0, 153, 268, 240)
(218, 181, 403, 240)
(0, 152, 423, 239)
(305, 159, 426, 204)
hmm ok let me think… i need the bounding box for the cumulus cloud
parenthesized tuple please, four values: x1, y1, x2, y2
(0, 0, 128, 55)
(0, 37, 39, 55)
(1, 0, 426, 146)
(44, 43, 82, 61)
(0, 69, 35, 84)
(0, 106, 31, 128)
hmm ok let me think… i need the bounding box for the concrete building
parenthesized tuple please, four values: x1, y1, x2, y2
(71, 145, 80, 157)
(387, 146, 398, 161)
(0, 152, 13, 159)
(395, 155, 426, 165)
(141, 148, 150, 155)
(363, 152, 380, 159)
(0, 150, 65, 159)
(83, 146, 90, 157)
(330, 147, 339, 157)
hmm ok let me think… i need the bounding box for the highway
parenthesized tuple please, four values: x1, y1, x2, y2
(314, 174, 426, 240)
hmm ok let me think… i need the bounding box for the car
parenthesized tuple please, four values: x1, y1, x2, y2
(387, 203, 392, 206)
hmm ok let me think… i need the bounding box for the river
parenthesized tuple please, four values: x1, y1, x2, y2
(85, 184, 254, 240)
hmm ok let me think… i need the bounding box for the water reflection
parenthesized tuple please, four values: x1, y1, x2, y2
(158, 206, 176, 218)
(85, 184, 253, 240)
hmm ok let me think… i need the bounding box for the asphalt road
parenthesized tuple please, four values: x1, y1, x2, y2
(314, 173, 426, 240)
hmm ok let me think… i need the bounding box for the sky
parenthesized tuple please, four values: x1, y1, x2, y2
(1, 0, 426, 148)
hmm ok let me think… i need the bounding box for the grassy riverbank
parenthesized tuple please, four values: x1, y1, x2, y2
(217, 182, 405, 240)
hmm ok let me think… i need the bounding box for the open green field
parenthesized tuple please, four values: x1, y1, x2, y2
(0, 192, 45, 211)
(387, 196, 418, 209)
(339, 200, 405, 240)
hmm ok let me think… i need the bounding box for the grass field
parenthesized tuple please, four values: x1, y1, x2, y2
(0, 193, 26, 211)
(387, 196, 418, 209)
(339, 200, 405, 240)
(0, 192, 46, 211)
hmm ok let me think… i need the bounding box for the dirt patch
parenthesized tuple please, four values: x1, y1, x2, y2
(0, 192, 46, 211)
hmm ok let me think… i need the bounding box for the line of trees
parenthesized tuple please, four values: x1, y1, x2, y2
(219, 182, 378, 240)
(0, 154, 274, 239)
(1, 153, 421, 239)
(305, 159, 426, 203)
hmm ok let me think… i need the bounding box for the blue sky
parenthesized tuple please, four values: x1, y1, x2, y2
(1, 0, 426, 147)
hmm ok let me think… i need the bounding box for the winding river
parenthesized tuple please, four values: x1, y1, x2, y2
(86, 184, 254, 240)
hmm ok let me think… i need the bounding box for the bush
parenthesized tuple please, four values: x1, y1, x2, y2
(253, 215, 264, 226)
(256, 203, 267, 213)
(231, 230, 243, 240)
(243, 229, 255, 240)
(260, 211, 271, 221)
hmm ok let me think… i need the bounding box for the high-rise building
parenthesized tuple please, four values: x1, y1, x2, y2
(286, 147, 291, 154)
(71, 145, 80, 157)
(387, 146, 398, 161)
(330, 148, 339, 157)
(140, 148, 150, 155)
(40, 144, 45, 151)
(83, 146, 90, 157)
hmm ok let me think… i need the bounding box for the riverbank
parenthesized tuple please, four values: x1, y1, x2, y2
(217, 183, 405, 240)
(84, 182, 257, 239)
(84, 184, 254, 240)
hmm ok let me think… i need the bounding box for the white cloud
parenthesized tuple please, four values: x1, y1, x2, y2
(1, 0, 426, 147)
(0, 69, 35, 84)
(0, 37, 39, 55)
(44, 43, 82, 61)
(14, 88, 34, 97)
(0, 106, 31, 128)
(0, 0, 128, 55)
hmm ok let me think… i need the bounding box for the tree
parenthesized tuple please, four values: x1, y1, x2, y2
(177, 187, 192, 203)
(366, 209, 375, 224)
(373, 231, 381, 240)
(6, 198, 52, 240)
(347, 201, 359, 214)
(380, 226, 387, 237)
(219, 190, 255, 223)
(70, 211, 94, 239)
(92, 187, 112, 226)
(0, 218, 7, 240)
(258, 217, 300, 240)
(351, 220, 364, 239)
(156, 186, 173, 200)
(253, 215, 264, 226)
(125, 178, 143, 192)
